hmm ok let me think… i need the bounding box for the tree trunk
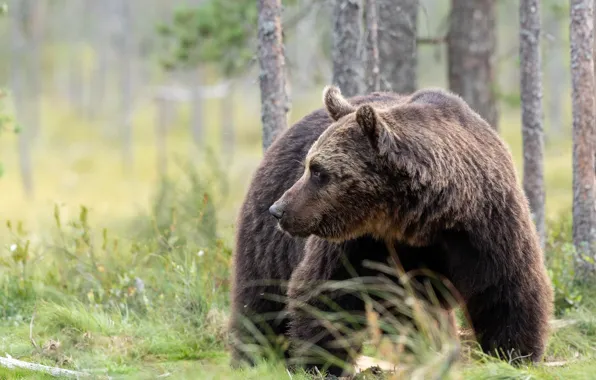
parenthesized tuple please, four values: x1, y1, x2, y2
(11, 0, 34, 198)
(448, 0, 499, 130)
(571, 0, 596, 276)
(221, 82, 235, 163)
(257, 0, 288, 151)
(155, 97, 171, 177)
(116, 0, 134, 170)
(332, 0, 362, 97)
(377, 0, 417, 93)
(67, 0, 85, 114)
(190, 68, 203, 149)
(26, 0, 44, 141)
(89, 0, 109, 121)
(545, 10, 565, 136)
(520, 0, 545, 249)
(363, 0, 380, 93)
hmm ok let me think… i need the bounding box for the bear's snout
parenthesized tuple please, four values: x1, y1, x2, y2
(268, 202, 285, 220)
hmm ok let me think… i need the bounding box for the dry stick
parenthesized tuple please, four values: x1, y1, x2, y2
(432, 343, 461, 380)
(0, 354, 94, 378)
(29, 310, 38, 350)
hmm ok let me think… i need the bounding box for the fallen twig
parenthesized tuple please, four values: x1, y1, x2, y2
(29, 310, 38, 350)
(0, 353, 92, 378)
(544, 361, 570, 367)
(550, 319, 578, 330)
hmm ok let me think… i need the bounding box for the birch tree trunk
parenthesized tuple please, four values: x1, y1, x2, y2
(448, 0, 499, 130)
(257, 0, 288, 151)
(520, 0, 545, 249)
(570, 0, 596, 277)
(332, 0, 362, 97)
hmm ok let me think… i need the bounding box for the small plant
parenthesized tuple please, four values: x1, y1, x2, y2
(546, 214, 583, 315)
(1, 220, 35, 323)
(547, 243, 583, 315)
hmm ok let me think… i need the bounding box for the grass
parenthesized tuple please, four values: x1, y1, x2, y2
(0, 85, 593, 379)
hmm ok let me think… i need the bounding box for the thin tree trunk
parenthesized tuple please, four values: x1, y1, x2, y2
(68, 48, 84, 111)
(570, 0, 596, 276)
(221, 83, 235, 163)
(117, 0, 134, 170)
(520, 0, 545, 249)
(67, 0, 84, 114)
(155, 98, 170, 177)
(89, 0, 109, 121)
(363, 0, 380, 93)
(190, 68, 203, 149)
(257, 0, 288, 151)
(11, 0, 34, 198)
(448, 0, 499, 130)
(332, 0, 362, 97)
(377, 0, 417, 93)
(27, 0, 44, 141)
(545, 11, 565, 136)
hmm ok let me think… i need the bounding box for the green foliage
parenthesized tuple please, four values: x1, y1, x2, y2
(546, 215, 584, 316)
(0, 163, 232, 372)
(549, 2, 568, 19)
(547, 242, 583, 316)
(496, 88, 521, 109)
(157, 0, 298, 75)
(157, 0, 258, 75)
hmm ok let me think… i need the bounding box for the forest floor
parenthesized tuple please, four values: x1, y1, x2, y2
(0, 95, 594, 379)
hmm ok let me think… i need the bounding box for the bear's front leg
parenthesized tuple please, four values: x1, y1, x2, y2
(465, 277, 551, 364)
(229, 282, 292, 368)
(286, 237, 368, 378)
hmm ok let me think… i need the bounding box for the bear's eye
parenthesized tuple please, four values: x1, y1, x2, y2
(309, 163, 328, 185)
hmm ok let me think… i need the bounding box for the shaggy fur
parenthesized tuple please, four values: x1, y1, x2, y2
(229, 86, 553, 377)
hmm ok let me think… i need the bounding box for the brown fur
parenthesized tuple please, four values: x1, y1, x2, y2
(229, 86, 554, 377)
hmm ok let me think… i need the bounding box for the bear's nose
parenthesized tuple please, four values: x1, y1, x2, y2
(269, 203, 285, 220)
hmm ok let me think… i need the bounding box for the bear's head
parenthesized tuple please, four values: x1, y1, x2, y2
(269, 85, 440, 242)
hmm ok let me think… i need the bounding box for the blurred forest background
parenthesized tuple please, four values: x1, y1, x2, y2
(0, 0, 573, 231)
(1, 0, 596, 379)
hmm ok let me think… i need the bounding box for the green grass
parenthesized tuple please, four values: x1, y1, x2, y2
(0, 88, 592, 379)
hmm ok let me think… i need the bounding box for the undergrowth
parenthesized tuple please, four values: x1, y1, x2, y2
(0, 159, 595, 379)
(0, 160, 232, 377)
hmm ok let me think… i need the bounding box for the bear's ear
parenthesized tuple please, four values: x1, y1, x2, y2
(355, 104, 381, 150)
(323, 85, 356, 121)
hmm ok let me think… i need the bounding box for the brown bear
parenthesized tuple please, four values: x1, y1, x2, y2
(229, 85, 553, 377)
